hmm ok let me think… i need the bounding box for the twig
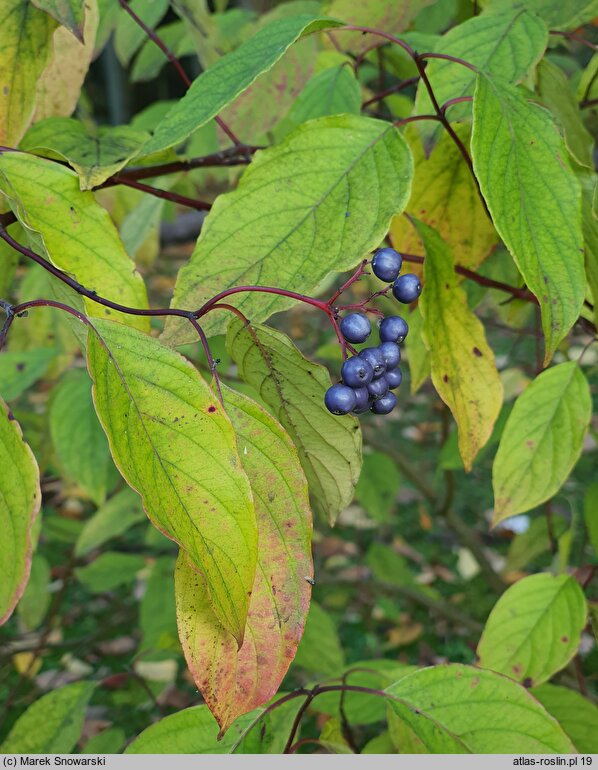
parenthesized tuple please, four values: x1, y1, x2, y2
(111, 175, 212, 211)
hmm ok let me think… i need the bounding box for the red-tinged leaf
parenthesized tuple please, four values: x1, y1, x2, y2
(175, 385, 313, 732)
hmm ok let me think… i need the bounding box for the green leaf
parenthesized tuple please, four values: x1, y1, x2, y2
(536, 59, 594, 169)
(477, 573, 587, 686)
(484, 0, 598, 29)
(82, 727, 126, 754)
(273, 64, 362, 141)
(355, 451, 400, 522)
(126, 705, 254, 753)
(86, 318, 257, 644)
(17, 554, 51, 630)
(140, 556, 178, 656)
(532, 683, 598, 753)
(386, 664, 574, 753)
(418, 221, 503, 470)
(0, 220, 20, 296)
(114, 0, 169, 66)
(50, 369, 114, 505)
(131, 21, 194, 82)
(0, 399, 40, 624)
(175, 385, 312, 731)
(166, 114, 413, 342)
(584, 482, 598, 556)
(405, 305, 430, 394)
(143, 15, 341, 156)
(492, 362, 591, 523)
(21, 118, 149, 190)
(227, 319, 362, 524)
(75, 487, 145, 557)
(504, 515, 568, 573)
(0, 151, 149, 331)
(391, 126, 498, 270)
(0, 1, 56, 145)
(0, 348, 56, 401)
(471, 75, 584, 363)
(415, 9, 547, 151)
(579, 166, 598, 330)
(0, 681, 96, 753)
(75, 551, 145, 593)
(293, 600, 345, 676)
(31, 0, 86, 41)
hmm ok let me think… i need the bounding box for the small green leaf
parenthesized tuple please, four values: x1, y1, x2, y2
(114, 0, 169, 66)
(50, 369, 114, 505)
(82, 727, 126, 755)
(131, 21, 194, 82)
(0, 151, 149, 331)
(31, 0, 86, 41)
(477, 573, 587, 686)
(418, 221, 503, 470)
(75, 551, 145, 593)
(86, 318, 257, 644)
(504, 515, 568, 573)
(0, 348, 56, 401)
(492, 362, 591, 523)
(532, 683, 598, 753)
(21, 118, 149, 189)
(175, 385, 312, 731)
(227, 319, 362, 524)
(471, 75, 584, 362)
(143, 15, 342, 156)
(140, 557, 178, 656)
(0, 681, 96, 753)
(415, 10, 547, 151)
(17, 554, 51, 631)
(579, 166, 598, 329)
(75, 487, 145, 557)
(584, 482, 598, 556)
(0, 0, 56, 145)
(293, 600, 345, 676)
(355, 451, 400, 522)
(386, 664, 574, 753)
(0, 399, 40, 624)
(166, 114, 412, 342)
(0, 220, 20, 296)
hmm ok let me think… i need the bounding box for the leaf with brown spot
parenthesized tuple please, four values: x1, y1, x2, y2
(175, 385, 312, 732)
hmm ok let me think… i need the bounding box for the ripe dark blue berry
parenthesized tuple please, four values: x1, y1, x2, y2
(341, 356, 374, 387)
(393, 273, 422, 304)
(386, 367, 403, 390)
(371, 247, 402, 282)
(324, 384, 357, 415)
(371, 391, 397, 414)
(379, 315, 409, 344)
(379, 341, 401, 369)
(339, 313, 371, 344)
(352, 387, 371, 414)
(367, 376, 389, 400)
(359, 347, 385, 378)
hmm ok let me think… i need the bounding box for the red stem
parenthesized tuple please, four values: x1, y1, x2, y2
(112, 175, 212, 211)
(362, 77, 419, 108)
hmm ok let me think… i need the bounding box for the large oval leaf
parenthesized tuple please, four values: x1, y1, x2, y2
(0, 399, 41, 624)
(0, 681, 95, 753)
(532, 683, 598, 753)
(176, 385, 312, 732)
(418, 221, 503, 470)
(386, 664, 574, 754)
(492, 362, 591, 523)
(165, 114, 413, 342)
(86, 318, 257, 644)
(477, 573, 587, 686)
(143, 15, 341, 156)
(0, 151, 149, 331)
(471, 75, 584, 363)
(226, 319, 362, 524)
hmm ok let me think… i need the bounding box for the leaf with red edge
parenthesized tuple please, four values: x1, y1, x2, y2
(175, 385, 313, 733)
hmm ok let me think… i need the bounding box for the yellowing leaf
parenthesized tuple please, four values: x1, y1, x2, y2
(391, 127, 498, 271)
(176, 385, 312, 732)
(166, 115, 413, 342)
(477, 573, 587, 686)
(492, 362, 591, 524)
(0, 399, 41, 625)
(86, 318, 257, 644)
(0, 0, 56, 145)
(418, 221, 503, 470)
(0, 151, 149, 331)
(227, 319, 362, 524)
(471, 75, 584, 363)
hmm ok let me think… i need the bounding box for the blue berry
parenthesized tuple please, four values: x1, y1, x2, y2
(371, 247, 402, 282)
(352, 387, 371, 414)
(359, 347, 385, 378)
(367, 376, 389, 400)
(379, 315, 409, 344)
(392, 273, 422, 304)
(341, 356, 374, 387)
(324, 384, 356, 415)
(379, 341, 401, 369)
(386, 367, 403, 390)
(339, 313, 371, 344)
(371, 391, 397, 414)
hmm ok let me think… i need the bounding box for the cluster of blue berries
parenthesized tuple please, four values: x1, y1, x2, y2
(324, 248, 422, 417)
